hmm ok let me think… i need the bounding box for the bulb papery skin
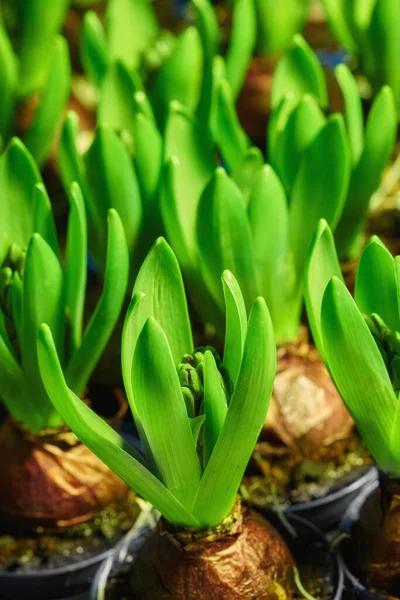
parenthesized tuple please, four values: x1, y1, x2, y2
(262, 339, 354, 457)
(0, 396, 129, 534)
(358, 473, 400, 596)
(128, 504, 295, 600)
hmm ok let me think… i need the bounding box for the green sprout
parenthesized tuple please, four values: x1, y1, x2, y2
(269, 34, 397, 260)
(0, 173, 129, 433)
(321, 0, 400, 114)
(37, 238, 276, 528)
(305, 219, 400, 476)
(0, 1, 71, 166)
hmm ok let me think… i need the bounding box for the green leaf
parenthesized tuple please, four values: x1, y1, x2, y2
(335, 64, 364, 165)
(65, 183, 87, 355)
(247, 164, 291, 341)
(150, 27, 204, 130)
(163, 105, 214, 270)
(121, 292, 147, 418)
(192, 298, 275, 526)
(58, 111, 88, 194)
(0, 20, 17, 143)
(132, 237, 193, 366)
(0, 331, 34, 428)
(190, 414, 206, 447)
(133, 112, 162, 202)
(21, 234, 64, 428)
(80, 10, 108, 88)
(288, 115, 350, 283)
(98, 61, 141, 138)
(304, 219, 343, 361)
(334, 86, 397, 260)
(225, 0, 256, 99)
(355, 236, 399, 332)
(0, 138, 42, 248)
(105, 0, 159, 71)
(17, 0, 69, 97)
(270, 34, 328, 110)
(319, 0, 358, 55)
(65, 209, 129, 394)
(274, 94, 325, 193)
(321, 277, 397, 472)
(268, 93, 298, 166)
(255, 0, 311, 54)
(203, 350, 228, 467)
(192, 0, 219, 124)
(85, 126, 143, 272)
(58, 112, 106, 266)
(222, 270, 247, 388)
(231, 146, 264, 207)
(37, 324, 201, 527)
(197, 168, 259, 314)
(23, 35, 71, 167)
(132, 317, 202, 508)
(212, 77, 249, 172)
(32, 183, 60, 259)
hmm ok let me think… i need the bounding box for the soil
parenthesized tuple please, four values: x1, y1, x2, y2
(100, 510, 339, 600)
(0, 490, 140, 573)
(242, 432, 372, 507)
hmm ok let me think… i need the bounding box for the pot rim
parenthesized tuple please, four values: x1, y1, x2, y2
(338, 477, 381, 596)
(286, 466, 378, 514)
(0, 513, 153, 581)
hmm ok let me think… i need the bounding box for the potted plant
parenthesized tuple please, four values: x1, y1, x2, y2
(0, 0, 71, 167)
(37, 237, 343, 599)
(268, 34, 397, 264)
(0, 143, 146, 599)
(161, 97, 374, 524)
(305, 218, 400, 597)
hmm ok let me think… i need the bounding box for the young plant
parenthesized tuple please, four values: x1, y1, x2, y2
(0, 162, 129, 531)
(305, 219, 400, 594)
(0, 181, 128, 432)
(161, 84, 354, 469)
(163, 100, 350, 344)
(269, 34, 397, 260)
(0, 1, 71, 166)
(321, 0, 400, 114)
(37, 238, 296, 597)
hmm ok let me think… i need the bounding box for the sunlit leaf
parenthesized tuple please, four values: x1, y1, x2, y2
(197, 168, 259, 314)
(355, 236, 400, 332)
(192, 298, 275, 526)
(132, 317, 202, 508)
(23, 35, 71, 167)
(304, 219, 343, 361)
(222, 270, 247, 388)
(203, 350, 228, 467)
(225, 0, 256, 99)
(65, 209, 129, 394)
(321, 277, 397, 472)
(38, 324, 201, 527)
(270, 34, 328, 110)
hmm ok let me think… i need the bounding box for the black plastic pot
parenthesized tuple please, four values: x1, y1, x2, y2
(285, 466, 378, 531)
(0, 521, 152, 600)
(90, 510, 344, 600)
(339, 478, 386, 599)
